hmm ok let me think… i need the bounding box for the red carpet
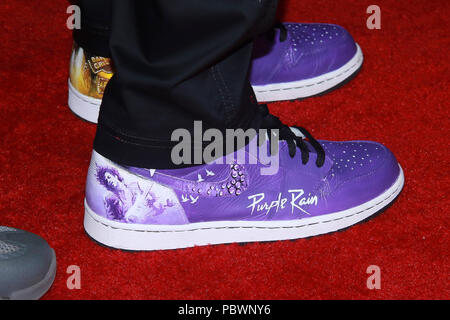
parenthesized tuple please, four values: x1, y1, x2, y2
(0, 0, 448, 299)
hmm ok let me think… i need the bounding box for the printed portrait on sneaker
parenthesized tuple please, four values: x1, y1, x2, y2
(95, 165, 176, 223)
(86, 158, 189, 225)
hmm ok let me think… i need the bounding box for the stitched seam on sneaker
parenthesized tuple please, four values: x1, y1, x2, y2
(254, 52, 362, 93)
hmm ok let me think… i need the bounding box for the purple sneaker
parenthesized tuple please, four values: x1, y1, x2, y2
(251, 23, 363, 102)
(84, 119, 403, 251)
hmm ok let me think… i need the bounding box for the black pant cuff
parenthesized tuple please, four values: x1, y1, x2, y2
(73, 27, 110, 57)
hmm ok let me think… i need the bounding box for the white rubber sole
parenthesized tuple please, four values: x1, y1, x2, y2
(4, 249, 57, 300)
(84, 166, 403, 251)
(68, 44, 363, 123)
(68, 79, 102, 123)
(253, 44, 363, 102)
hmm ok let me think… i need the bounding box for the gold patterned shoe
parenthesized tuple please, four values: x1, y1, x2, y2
(68, 42, 114, 123)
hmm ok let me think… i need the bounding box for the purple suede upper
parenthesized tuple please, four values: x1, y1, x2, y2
(250, 23, 358, 85)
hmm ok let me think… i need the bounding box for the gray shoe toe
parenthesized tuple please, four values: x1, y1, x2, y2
(0, 227, 56, 300)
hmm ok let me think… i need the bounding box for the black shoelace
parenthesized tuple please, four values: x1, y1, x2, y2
(267, 22, 288, 42)
(259, 105, 326, 167)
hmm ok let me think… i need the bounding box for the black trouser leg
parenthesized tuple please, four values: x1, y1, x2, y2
(73, 0, 112, 57)
(92, 0, 279, 169)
